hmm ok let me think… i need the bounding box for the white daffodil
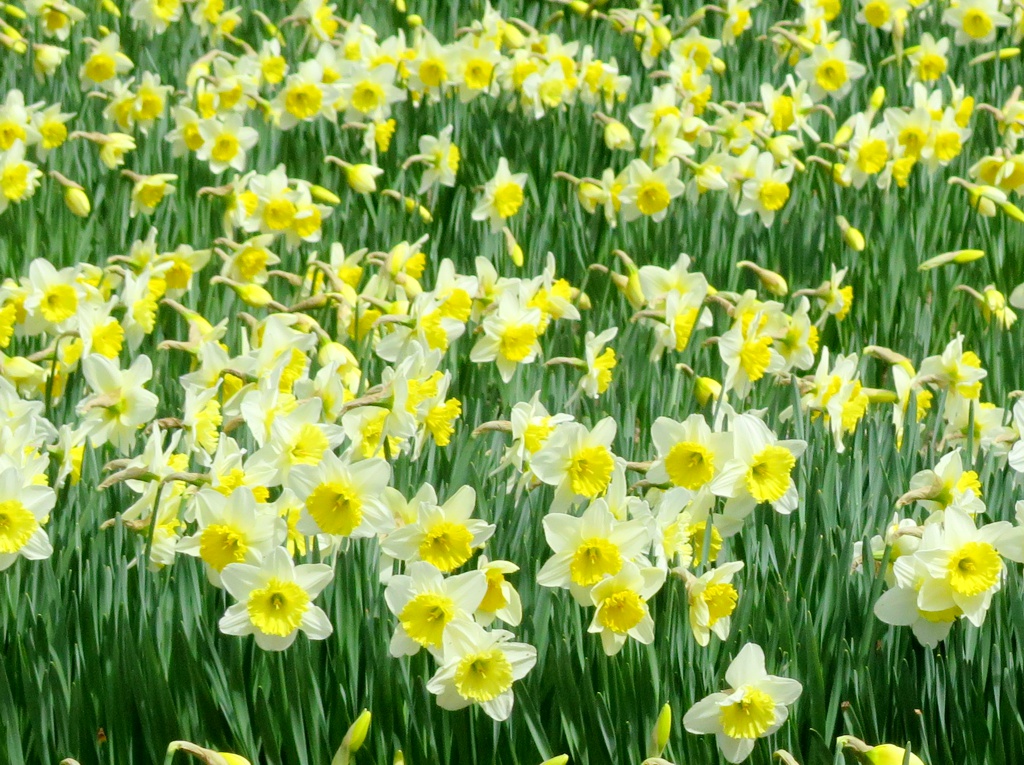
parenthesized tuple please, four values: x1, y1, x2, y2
(384, 561, 487, 658)
(588, 561, 666, 655)
(536, 499, 651, 604)
(219, 546, 333, 651)
(709, 413, 806, 535)
(177, 487, 286, 587)
(683, 560, 744, 646)
(683, 642, 803, 763)
(425, 618, 537, 721)
(531, 417, 617, 511)
(381, 485, 494, 573)
(0, 466, 55, 571)
(286, 449, 392, 540)
(648, 414, 733, 492)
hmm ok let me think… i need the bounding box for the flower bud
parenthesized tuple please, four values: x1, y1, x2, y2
(694, 376, 722, 406)
(648, 703, 672, 757)
(603, 119, 635, 151)
(311, 184, 341, 204)
(346, 164, 383, 194)
(64, 187, 91, 217)
(835, 216, 865, 251)
(343, 709, 372, 753)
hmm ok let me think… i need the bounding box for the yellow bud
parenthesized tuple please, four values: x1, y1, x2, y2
(569, 0, 591, 13)
(972, 193, 998, 217)
(869, 86, 886, 111)
(863, 387, 898, 404)
(833, 125, 853, 146)
(346, 164, 382, 194)
(503, 22, 526, 49)
(64, 187, 91, 218)
(603, 119, 635, 151)
(832, 163, 851, 187)
(311, 185, 341, 205)
(737, 261, 787, 296)
(694, 376, 722, 406)
(653, 24, 673, 48)
(836, 217, 865, 251)
(541, 757, 569, 765)
(999, 200, 1024, 223)
(3, 4, 27, 19)
(343, 710, 372, 753)
(711, 57, 727, 74)
(837, 737, 925, 765)
(237, 284, 274, 307)
(393, 0, 406, 12)
(407, 14, 423, 26)
(219, 755, 252, 765)
(648, 703, 672, 757)
(576, 291, 592, 311)
(954, 249, 985, 263)
(503, 227, 524, 267)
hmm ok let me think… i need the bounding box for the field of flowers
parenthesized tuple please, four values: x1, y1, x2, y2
(2, 0, 1024, 763)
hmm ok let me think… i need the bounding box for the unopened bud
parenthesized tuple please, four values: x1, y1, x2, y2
(64, 186, 91, 217)
(503, 227, 524, 267)
(917, 249, 984, 271)
(736, 261, 788, 296)
(648, 703, 672, 758)
(835, 216, 865, 251)
(603, 119, 635, 151)
(869, 86, 886, 111)
(694, 376, 722, 406)
(311, 184, 341, 205)
(540, 757, 569, 765)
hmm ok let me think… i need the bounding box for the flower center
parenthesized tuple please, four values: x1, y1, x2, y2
(948, 541, 1001, 596)
(399, 592, 455, 648)
(285, 82, 323, 119)
(288, 424, 329, 466)
(665, 441, 715, 489)
(570, 537, 622, 587)
(636, 180, 671, 216)
(739, 334, 774, 380)
(815, 58, 848, 92)
(247, 577, 310, 636)
(597, 589, 646, 633)
(758, 180, 790, 211)
(0, 499, 37, 554)
(499, 323, 537, 363)
(419, 520, 475, 572)
(702, 582, 739, 625)
(962, 8, 993, 39)
(351, 80, 385, 114)
(719, 687, 776, 739)
(454, 648, 513, 702)
(492, 181, 524, 219)
(199, 523, 248, 571)
(305, 480, 363, 536)
(745, 445, 796, 503)
(567, 445, 614, 497)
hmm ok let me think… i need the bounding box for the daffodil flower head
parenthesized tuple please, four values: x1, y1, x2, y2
(683, 642, 803, 763)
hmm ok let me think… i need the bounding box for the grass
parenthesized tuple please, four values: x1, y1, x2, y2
(2, 0, 1024, 764)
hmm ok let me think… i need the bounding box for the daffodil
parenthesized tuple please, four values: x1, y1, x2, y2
(425, 617, 537, 721)
(618, 158, 685, 223)
(537, 499, 652, 604)
(472, 157, 528, 233)
(709, 413, 806, 535)
(683, 560, 744, 646)
(178, 487, 287, 587)
(287, 449, 392, 539)
(0, 465, 55, 571)
(531, 417, 618, 511)
(648, 414, 733, 492)
(384, 561, 487, 657)
(588, 561, 666, 655)
(794, 40, 867, 101)
(219, 546, 333, 651)
(683, 642, 803, 763)
(381, 485, 494, 573)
